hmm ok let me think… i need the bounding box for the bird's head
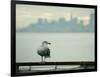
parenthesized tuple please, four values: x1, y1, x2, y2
(42, 41, 51, 45)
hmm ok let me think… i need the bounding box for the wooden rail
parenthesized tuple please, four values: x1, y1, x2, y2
(16, 61, 95, 66)
(16, 61, 95, 71)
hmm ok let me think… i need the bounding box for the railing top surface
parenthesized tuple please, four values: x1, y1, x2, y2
(16, 61, 95, 66)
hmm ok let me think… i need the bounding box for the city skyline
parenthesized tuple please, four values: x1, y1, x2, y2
(17, 13, 94, 32)
(16, 4, 95, 29)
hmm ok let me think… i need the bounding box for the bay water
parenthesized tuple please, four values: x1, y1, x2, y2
(16, 33, 94, 63)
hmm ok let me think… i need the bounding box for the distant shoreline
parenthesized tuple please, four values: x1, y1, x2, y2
(16, 32, 94, 34)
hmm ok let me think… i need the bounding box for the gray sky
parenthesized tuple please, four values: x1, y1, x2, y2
(16, 4, 94, 29)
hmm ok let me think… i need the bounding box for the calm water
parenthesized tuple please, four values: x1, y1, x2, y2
(16, 33, 94, 62)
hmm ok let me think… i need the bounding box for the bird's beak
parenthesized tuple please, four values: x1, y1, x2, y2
(48, 42, 51, 44)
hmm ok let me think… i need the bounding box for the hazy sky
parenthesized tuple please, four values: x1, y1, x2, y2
(16, 4, 94, 29)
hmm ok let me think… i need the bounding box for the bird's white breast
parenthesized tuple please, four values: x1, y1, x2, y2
(38, 46, 48, 51)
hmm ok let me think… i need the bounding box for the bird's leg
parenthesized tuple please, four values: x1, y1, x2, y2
(41, 56, 43, 63)
(42, 57, 45, 64)
(44, 57, 45, 63)
(43, 57, 45, 63)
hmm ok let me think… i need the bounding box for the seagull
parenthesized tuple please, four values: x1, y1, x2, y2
(37, 41, 51, 63)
